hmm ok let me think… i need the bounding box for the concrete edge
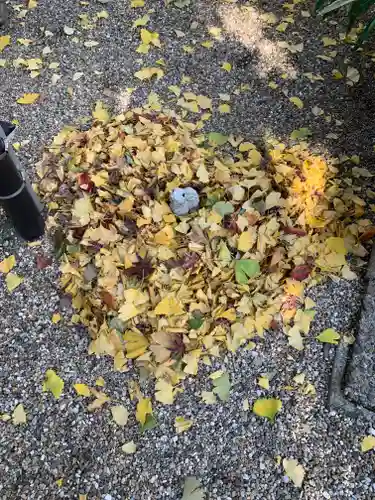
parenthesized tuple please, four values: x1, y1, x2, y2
(328, 243, 375, 420)
(329, 342, 375, 420)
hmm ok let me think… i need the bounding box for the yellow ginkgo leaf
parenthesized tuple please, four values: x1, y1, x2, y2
(201, 391, 217, 404)
(18, 38, 33, 45)
(111, 405, 129, 426)
(260, 12, 277, 24)
(287, 327, 304, 351)
(155, 379, 175, 404)
(6, 273, 23, 292)
(175, 416, 193, 433)
(121, 441, 137, 454)
(361, 435, 375, 452)
(137, 43, 149, 54)
(283, 459, 305, 487)
(51, 313, 61, 324)
(140, 29, 160, 47)
(289, 97, 304, 109)
(0, 35, 10, 53)
(332, 68, 344, 79)
(133, 14, 150, 28)
(131, 0, 144, 6)
(12, 404, 27, 425)
(196, 164, 210, 183)
(177, 98, 199, 113)
(123, 330, 149, 358)
(284, 279, 304, 297)
(92, 100, 110, 123)
(238, 230, 256, 252)
(0, 255, 16, 273)
(87, 389, 110, 411)
(239, 142, 256, 152)
(221, 62, 231, 72)
(325, 237, 347, 255)
(208, 26, 222, 39)
(96, 10, 109, 19)
(95, 377, 105, 387)
(218, 103, 231, 113)
(134, 67, 164, 80)
(276, 22, 288, 32)
(136, 396, 152, 425)
(72, 196, 93, 226)
(258, 376, 270, 389)
(154, 225, 174, 245)
(154, 295, 184, 316)
(265, 191, 282, 210)
(118, 302, 139, 322)
(253, 398, 282, 422)
(196, 95, 212, 110)
(73, 383, 91, 397)
(168, 85, 181, 97)
(84, 41, 99, 48)
(183, 351, 200, 375)
(316, 328, 340, 344)
(43, 369, 64, 399)
(293, 373, 306, 385)
(17, 93, 40, 104)
(248, 149, 262, 166)
(322, 36, 336, 47)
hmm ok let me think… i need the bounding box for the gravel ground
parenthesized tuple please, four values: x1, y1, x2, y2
(1, 0, 375, 499)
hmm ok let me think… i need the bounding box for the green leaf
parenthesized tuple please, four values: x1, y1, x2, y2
(207, 132, 228, 146)
(213, 201, 234, 217)
(290, 128, 312, 140)
(182, 476, 205, 500)
(140, 413, 158, 433)
(235, 259, 260, 284)
(318, 0, 355, 15)
(188, 312, 204, 330)
(316, 328, 341, 344)
(212, 372, 231, 401)
(357, 15, 375, 45)
(348, 0, 375, 30)
(253, 398, 282, 422)
(218, 241, 232, 265)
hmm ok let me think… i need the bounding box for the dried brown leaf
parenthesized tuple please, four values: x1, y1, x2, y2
(124, 257, 154, 279)
(290, 265, 311, 281)
(36, 254, 53, 269)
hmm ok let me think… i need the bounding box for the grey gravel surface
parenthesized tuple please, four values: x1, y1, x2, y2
(1, 0, 375, 499)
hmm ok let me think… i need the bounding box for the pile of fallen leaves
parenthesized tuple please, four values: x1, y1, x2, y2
(36, 102, 370, 400)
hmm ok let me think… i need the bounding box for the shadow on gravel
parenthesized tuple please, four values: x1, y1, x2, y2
(106, 0, 375, 166)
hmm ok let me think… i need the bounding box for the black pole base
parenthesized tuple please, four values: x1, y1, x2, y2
(0, 121, 45, 241)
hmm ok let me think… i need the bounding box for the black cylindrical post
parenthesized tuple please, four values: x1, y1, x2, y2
(0, 120, 45, 241)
